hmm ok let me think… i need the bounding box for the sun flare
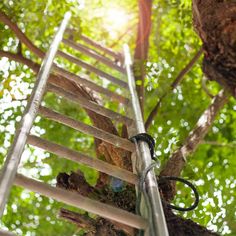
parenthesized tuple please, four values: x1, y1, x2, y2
(104, 8, 130, 37)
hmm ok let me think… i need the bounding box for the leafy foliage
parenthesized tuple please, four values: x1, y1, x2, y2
(0, 0, 235, 235)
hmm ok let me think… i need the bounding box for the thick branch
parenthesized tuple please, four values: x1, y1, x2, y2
(59, 208, 135, 236)
(160, 90, 229, 199)
(134, 0, 152, 113)
(192, 1, 236, 96)
(160, 90, 229, 201)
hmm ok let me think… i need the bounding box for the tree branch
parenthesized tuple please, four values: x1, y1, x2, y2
(200, 140, 236, 148)
(145, 47, 203, 130)
(0, 50, 39, 73)
(145, 93, 165, 130)
(171, 47, 203, 89)
(134, 0, 152, 114)
(160, 89, 229, 200)
(201, 76, 214, 98)
(0, 11, 44, 58)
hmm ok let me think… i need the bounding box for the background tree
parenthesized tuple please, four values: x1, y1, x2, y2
(0, 0, 235, 235)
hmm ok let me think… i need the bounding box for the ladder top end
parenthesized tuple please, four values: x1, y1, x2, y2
(123, 44, 132, 65)
(64, 11, 72, 20)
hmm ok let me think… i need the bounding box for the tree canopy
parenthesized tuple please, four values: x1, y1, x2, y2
(0, 0, 236, 235)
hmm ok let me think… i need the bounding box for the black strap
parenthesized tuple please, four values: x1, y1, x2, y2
(158, 176, 199, 211)
(139, 163, 199, 212)
(130, 133, 199, 212)
(130, 133, 156, 159)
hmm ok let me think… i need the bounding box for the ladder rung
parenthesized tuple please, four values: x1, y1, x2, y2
(47, 84, 133, 126)
(57, 50, 128, 88)
(38, 106, 135, 152)
(63, 38, 125, 74)
(53, 66, 129, 104)
(14, 174, 146, 229)
(80, 34, 122, 61)
(27, 135, 138, 185)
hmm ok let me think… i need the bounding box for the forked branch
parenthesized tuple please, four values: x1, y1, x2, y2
(160, 89, 229, 200)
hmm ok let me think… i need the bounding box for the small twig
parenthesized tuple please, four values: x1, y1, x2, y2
(171, 47, 203, 89)
(110, 22, 137, 49)
(91, 23, 136, 68)
(145, 93, 165, 130)
(201, 76, 214, 98)
(145, 47, 203, 130)
(16, 42, 22, 56)
(200, 140, 236, 148)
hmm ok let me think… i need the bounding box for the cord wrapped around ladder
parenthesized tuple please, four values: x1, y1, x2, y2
(130, 133, 199, 215)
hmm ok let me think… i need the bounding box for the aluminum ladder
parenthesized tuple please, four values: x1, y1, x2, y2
(0, 12, 169, 236)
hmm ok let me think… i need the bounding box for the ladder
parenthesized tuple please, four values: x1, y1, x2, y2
(0, 12, 169, 236)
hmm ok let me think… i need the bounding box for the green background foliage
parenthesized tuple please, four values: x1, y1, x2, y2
(0, 0, 235, 235)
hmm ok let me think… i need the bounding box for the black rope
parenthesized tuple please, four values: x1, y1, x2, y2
(158, 176, 199, 211)
(139, 162, 199, 212)
(130, 133, 199, 213)
(130, 133, 156, 159)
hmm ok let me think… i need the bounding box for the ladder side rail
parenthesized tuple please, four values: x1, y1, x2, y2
(57, 50, 128, 88)
(51, 68, 129, 104)
(47, 84, 133, 125)
(27, 135, 138, 185)
(123, 45, 169, 236)
(63, 38, 125, 73)
(0, 12, 71, 217)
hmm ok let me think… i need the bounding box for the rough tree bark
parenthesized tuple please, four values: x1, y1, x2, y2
(134, 0, 152, 113)
(192, 0, 236, 96)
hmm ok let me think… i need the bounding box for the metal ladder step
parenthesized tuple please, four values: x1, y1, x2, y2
(27, 135, 138, 185)
(62, 38, 125, 73)
(52, 66, 129, 104)
(47, 83, 133, 125)
(38, 106, 135, 152)
(14, 174, 147, 229)
(57, 50, 128, 88)
(79, 34, 122, 61)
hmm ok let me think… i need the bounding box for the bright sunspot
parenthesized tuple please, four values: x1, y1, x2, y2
(104, 8, 130, 38)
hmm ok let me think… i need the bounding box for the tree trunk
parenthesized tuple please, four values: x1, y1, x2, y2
(192, 0, 236, 95)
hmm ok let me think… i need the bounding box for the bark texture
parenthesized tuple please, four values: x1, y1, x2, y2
(134, 0, 152, 113)
(193, 0, 236, 95)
